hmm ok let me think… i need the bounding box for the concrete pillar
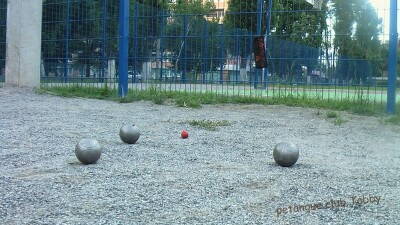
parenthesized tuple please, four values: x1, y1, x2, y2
(5, 0, 42, 88)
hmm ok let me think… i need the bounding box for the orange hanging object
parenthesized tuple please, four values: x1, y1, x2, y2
(253, 36, 267, 69)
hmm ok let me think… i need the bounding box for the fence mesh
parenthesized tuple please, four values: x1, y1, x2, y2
(41, 0, 120, 86)
(0, 0, 6, 84)
(37, 0, 398, 106)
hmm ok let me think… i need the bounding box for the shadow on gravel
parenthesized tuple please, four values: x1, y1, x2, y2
(266, 162, 314, 169)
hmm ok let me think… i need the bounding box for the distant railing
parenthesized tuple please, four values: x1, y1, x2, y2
(0, 0, 6, 84)
(38, 0, 397, 107)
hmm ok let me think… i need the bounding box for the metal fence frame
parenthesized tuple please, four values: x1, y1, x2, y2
(0, 0, 6, 84)
(1, 0, 397, 112)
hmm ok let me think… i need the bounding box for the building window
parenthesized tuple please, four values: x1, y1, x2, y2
(212, 9, 225, 18)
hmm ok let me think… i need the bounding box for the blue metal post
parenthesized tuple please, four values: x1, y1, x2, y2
(118, 0, 129, 97)
(182, 15, 188, 83)
(64, 0, 71, 82)
(255, 0, 263, 89)
(159, 10, 165, 82)
(133, 2, 139, 82)
(264, 0, 272, 89)
(235, 29, 240, 83)
(248, 31, 253, 84)
(387, 0, 397, 114)
(101, 0, 107, 83)
(219, 24, 224, 84)
(201, 22, 209, 84)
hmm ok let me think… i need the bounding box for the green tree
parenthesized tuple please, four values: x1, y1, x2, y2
(164, 0, 220, 78)
(224, 0, 328, 81)
(129, 0, 169, 73)
(42, 0, 117, 78)
(224, 0, 260, 34)
(69, 0, 103, 77)
(0, 0, 5, 80)
(42, 0, 171, 78)
(42, 0, 69, 77)
(332, 0, 355, 57)
(352, 0, 382, 82)
(333, 0, 383, 83)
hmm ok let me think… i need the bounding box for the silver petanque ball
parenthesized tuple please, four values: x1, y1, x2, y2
(75, 138, 102, 164)
(273, 142, 299, 167)
(119, 124, 140, 144)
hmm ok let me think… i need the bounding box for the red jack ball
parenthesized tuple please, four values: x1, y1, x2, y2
(181, 130, 189, 139)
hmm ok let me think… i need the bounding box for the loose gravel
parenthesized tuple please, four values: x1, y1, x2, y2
(0, 87, 399, 225)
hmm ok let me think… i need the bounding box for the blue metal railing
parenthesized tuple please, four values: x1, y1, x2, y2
(387, 0, 398, 113)
(38, 0, 397, 109)
(0, 0, 6, 83)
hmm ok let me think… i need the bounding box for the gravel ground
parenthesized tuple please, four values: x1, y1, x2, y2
(0, 87, 399, 225)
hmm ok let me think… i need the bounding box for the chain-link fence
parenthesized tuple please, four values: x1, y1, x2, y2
(0, 0, 6, 84)
(33, 1, 400, 108)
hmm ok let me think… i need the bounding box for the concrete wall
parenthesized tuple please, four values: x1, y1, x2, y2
(5, 0, 43, 88)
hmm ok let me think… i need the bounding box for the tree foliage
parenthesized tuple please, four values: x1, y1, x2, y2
(164, 0, 220, 75)
(39, 0, 388, 83)
(333, 0, 383, 82)
(225, 0, 328, 81)
(42, 0, 119, 77)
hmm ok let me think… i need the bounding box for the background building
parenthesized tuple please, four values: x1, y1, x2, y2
(208, 0, 228, 23)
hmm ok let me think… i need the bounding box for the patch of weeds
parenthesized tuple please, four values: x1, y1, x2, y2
(99, 85, 111, 97)
(147, 86, 167, 105)
(333, 117, 347, 126)
(119, 97, 135, 103)
(187, 119, 232, 131)
(385, 115, 400, 126)
(326, 111, 339, 119)
(350, 104, 379, 116)
(175, 96, 201, 108)
(152, 94, 166, 105)
(40, 85, 117, 99)
(325, 111, 347, 126)
(40, 86, 400, 126)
